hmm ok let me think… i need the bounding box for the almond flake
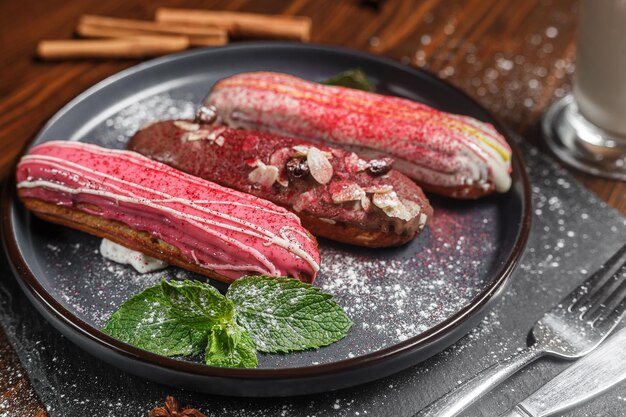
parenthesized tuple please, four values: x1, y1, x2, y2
(184, 131, 210, 142)
(293, 191, 316, 212)
(344, 153, 370, 173)
(403, 199, 423, 220)
(360, 195, 371, 211)
(307, 147, 333, 184)
(331, 183, 370, 211)
(372, 191, 417, 221)
(174, 121, 200, 131)
(419, 213, 428, 228)
(292, 145, 310, 157)
(248, 161, 279, 188)
(363, 184, 394, 194)
(292, 145, 332, 158)
(331, 183, 365, 203)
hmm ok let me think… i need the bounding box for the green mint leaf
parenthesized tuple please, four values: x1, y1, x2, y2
(322, 68, 375, 92)
(161, 280, 234, 332)
(227, 276, 353, 353)
(102, 285, 208, 357)
(205, 321, 258, 368)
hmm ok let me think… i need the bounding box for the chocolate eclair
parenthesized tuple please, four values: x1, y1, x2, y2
(129, 121, 432, 247)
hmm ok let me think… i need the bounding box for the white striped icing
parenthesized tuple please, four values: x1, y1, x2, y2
(18, 144, 319, 277)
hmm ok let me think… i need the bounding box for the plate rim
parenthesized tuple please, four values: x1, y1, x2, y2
(1, 41, 532, 382)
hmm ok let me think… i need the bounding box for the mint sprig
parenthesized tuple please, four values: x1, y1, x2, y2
(162, 279, 234, 327)
(322, 68, 375, 92)
(206, 321, 258, 368)
(102, 277, 352, 368)
(102, 285, 209, 357)
(228, 276, 353, 353)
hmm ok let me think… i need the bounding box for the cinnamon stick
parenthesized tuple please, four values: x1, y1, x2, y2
(77, 15, 228, 47)
(155, 8, 312, 42)
(37, 36, 190, 60)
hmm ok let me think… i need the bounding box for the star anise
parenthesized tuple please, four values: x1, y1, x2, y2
(149, 396, 207, 417)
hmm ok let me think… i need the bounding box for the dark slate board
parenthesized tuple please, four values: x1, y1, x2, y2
(1, 140, 625, 416)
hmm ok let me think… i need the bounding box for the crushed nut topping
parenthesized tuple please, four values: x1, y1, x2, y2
(372, 191, 420, 221)
(292, 145, 333, 158)
(306, 147, 334, 184)
(344, 152, 370, 173)
(184, 131, 210, 142)
(418, 213, 428, 229)
(293, 191, 316, 212)
(183, 127, 226, 145)
(363, 184, 394, 194)
(248, 160, 280, 188)
(268, 148, 293, 186)
(174, 121, 200, 131)
(331, 183, 371, 211)
(292, 145, 310, 157)
(330, 182, 420, 220)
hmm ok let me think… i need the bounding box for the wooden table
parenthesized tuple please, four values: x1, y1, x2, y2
(1, 0, 624, 414)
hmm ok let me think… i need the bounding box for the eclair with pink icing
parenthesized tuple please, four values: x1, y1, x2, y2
(129, 120, 433, 248)
(204, 72, 513, 199)
(16, 141, 320, 283)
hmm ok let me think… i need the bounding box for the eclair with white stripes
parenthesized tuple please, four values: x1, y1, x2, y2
(16, 141, 320, 283)
(205, 72, 514, 199)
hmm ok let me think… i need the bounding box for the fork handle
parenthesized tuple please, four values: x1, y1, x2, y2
(415, 346, 544, 417)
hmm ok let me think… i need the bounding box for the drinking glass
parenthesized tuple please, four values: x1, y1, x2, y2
(543, 0, 626, 180)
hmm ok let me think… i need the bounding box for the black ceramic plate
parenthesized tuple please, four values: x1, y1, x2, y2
(2, 42, 531, 397)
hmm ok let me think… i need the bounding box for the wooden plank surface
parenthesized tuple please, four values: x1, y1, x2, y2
(0, 0, 624, 414)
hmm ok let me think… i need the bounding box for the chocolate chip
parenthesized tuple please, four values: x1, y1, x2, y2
(286, 158, 309, 179)
(366, 158, 393, 176)
(195, 105, 218, 124)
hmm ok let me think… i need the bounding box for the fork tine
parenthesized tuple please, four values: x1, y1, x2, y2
(569, 243, 626, 311)
(596, 297, 626, 328)
(592, 265, 626, 326)
(582, 263, 626, 321)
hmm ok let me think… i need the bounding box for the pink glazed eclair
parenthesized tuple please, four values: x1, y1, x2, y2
(16, 141, 320, 283)
(204, 72, 513, 199)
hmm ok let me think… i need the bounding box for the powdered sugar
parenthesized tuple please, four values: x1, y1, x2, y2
(37, 192, 499, 366)
(93, 93, 197, 149)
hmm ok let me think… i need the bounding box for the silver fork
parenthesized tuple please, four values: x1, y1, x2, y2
(416, 243, 626, 417)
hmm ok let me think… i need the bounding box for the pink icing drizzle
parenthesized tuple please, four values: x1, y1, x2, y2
(16, 141, 320, 282)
